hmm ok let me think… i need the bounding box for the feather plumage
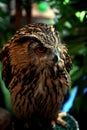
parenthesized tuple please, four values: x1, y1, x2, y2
(0, 23, 72, 129)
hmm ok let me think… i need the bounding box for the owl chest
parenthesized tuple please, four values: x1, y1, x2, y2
(34, 78, 64, 110)
(11, 75, 64, 119)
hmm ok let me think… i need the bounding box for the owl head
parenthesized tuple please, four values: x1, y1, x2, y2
(0, 23, 72, 88)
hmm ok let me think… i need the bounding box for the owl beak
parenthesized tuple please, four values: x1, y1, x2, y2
(53, 49, 62, 65)
(53, 50, 59, 65)
(53, 54, 58, 64)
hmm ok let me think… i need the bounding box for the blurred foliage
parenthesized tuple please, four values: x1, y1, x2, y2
(0, 0, 14, 50)
(0, 0, 87, 129)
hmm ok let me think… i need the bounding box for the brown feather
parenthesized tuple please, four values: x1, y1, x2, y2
(0, 23, 72, 129)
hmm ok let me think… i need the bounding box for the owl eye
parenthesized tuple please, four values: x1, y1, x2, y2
(35, 45, 47, 53)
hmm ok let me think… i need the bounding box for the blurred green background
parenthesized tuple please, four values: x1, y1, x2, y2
(0, 0, 87, 130)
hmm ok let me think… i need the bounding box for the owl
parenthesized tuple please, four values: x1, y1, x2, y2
(0, 23, 72, 129)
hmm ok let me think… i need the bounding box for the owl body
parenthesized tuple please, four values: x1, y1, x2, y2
(0, 23, 72, 128)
